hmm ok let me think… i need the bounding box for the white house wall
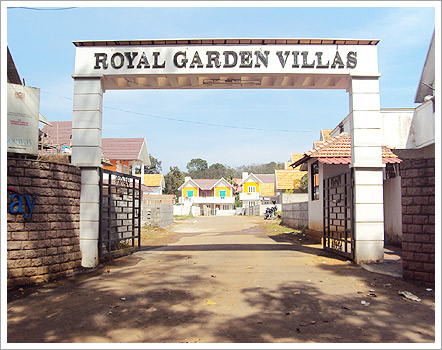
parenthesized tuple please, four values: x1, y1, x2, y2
(149, 186, 162, 195)
(406, 100, 435, 149)
(381, 109, 414, 149)
(331, 109, 415, 149)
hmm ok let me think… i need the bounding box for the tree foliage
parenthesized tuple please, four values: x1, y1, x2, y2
(299, 173, 308, 193)
(144, 155, 162, 174)
(164, 166, 184, 198)
(206, 163, 234, 180)
(186, 158, 208, 178)
(233, 161, 285, 177)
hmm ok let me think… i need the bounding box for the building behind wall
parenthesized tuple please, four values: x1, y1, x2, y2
(396, 31, 435, 285)
(289, 31, 436, 284)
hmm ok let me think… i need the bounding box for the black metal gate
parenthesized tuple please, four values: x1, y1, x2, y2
(99, 169, 141, 259)
(323, 169, 354, 260)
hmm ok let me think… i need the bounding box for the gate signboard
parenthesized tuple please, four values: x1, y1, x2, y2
(7, 83, 40, 155)
(71, 38, 385, 267)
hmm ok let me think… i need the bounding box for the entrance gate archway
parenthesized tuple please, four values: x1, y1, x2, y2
(71, 38, 385, 267)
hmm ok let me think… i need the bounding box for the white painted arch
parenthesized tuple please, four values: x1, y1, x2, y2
(72, 38, 384, 266)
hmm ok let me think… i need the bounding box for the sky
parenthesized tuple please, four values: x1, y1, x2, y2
(3, 1, 437, 173)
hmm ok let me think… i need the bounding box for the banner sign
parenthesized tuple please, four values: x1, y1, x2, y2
(74, 44, 378, 76)
(7, 83, 40, 155)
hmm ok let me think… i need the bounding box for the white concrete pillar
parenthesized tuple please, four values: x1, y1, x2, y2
(349, 76, 385, 263)
(71, 77, 103, 268)
(141, 162, 145, 185)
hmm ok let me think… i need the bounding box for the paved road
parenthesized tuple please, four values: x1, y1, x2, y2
(7, 216, 435, 343)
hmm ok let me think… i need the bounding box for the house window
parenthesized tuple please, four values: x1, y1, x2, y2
(124, 165, 128, 174)
(222, 204, 230, 210)
(220, 190, 226, 198)
(187, 190, 194, 197)
(248, 186, 256, 193)
(311, 162, 319, 201)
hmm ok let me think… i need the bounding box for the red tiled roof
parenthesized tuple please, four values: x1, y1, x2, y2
(101, 138, 144, 160)
(307, 133, 351, 157)
(292, 132, 401, 167)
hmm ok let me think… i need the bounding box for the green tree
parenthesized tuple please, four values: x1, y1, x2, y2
(299, 173, 308, 193)
(207, 163, 234, 179)
(144, 155, 162, 174)
(164, 166, 184, 198)
(234, 194, 242, 208)
(186, 158, 208, 178)
(233, 161, 285, 177)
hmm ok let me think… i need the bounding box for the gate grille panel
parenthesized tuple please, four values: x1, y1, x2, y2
(99, 169, 141, 259)
(323, 169, 354, 260)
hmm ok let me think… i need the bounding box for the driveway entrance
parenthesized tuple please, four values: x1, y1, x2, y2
(7, 216, 434, 343)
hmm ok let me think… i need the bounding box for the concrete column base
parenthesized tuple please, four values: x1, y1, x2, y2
(354, 240, 384, 264)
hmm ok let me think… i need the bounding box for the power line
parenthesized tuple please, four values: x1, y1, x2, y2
(41, 90, 316, 134)
(8, 7, 78, 11)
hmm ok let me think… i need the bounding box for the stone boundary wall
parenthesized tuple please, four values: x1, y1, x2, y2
(142, 204, 173, 227)
(7, 158, 82, 287)
(400, 158, 435, 285)
(244, 205, 260, 216)
(281, 201, 308, 229)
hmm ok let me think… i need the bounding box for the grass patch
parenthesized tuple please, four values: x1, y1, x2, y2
(261, 218, 304, 235)
(173, 214, 194, 221)
(141, 225, 167, 240)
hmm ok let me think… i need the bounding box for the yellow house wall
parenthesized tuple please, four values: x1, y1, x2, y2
(183, 186, 199, 197)
(215, 187, 231, 197)
(244, 182, 259, 193)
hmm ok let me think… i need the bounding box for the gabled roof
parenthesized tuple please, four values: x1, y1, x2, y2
(313, 141, 325, 148)
(178, 178, 201, 190)
(212, 178, 234, 189)
(275, 169, 307, 190)
(101, 138, 146, 161)
(7, 47, 22, 85)
(239, 173, 262, 185)
(415, 30, 435, 103)
(320, 129, 332, 141)
(179, 177, 234, 191)
(291, 132, 401, 168)
(240, 173, 275, 186)
(143, 174, 164, 187)
(290, 153, 304, 162)
(286, 153, 304, 170)
(193, 179, 219, 190)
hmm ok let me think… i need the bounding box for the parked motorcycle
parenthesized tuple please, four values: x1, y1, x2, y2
(264, 201, 278, 220)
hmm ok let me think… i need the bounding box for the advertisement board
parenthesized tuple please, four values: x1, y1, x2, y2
(7, 83, 40, 155)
